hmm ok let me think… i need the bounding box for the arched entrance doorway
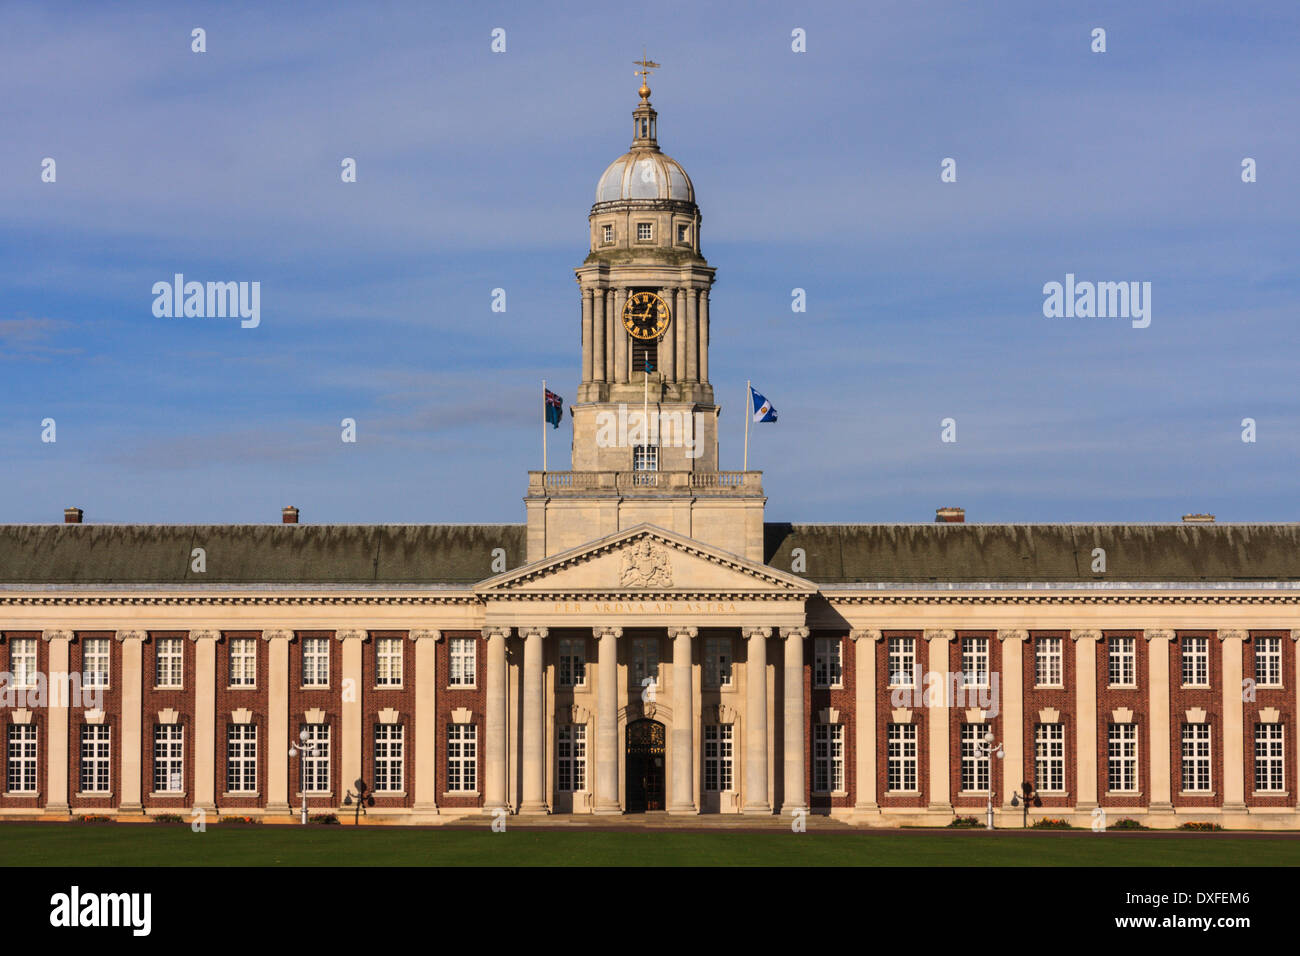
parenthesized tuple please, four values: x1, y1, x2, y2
(625, 718, 666, 812)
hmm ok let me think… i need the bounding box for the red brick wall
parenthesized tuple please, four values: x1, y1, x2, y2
(1244, 631, 1294, 808)
(1167, 630, 1221, 809)
(876, 631, 927, 808)
(807, 631, 854, 810)
(287, 631, 341, 811)
(362, 630, 415, 809)
(950, 631, 1001, 810)
(68, 632, 120, 813)
(0, 632, 46, 811)
(140, 631, 194, 811)
(214, 631, 268, 810)
(436, 631, 485, 809)
(1022, 631, 1075, 809)
(1095, 630, 1150, 810)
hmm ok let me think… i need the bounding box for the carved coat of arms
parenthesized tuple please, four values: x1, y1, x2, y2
(620, 539, 673, 588)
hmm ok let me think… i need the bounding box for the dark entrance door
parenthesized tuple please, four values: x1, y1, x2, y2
(625, 719, 666, 812)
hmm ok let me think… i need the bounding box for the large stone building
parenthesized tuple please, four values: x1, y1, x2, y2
(2, 79, 1298, 828)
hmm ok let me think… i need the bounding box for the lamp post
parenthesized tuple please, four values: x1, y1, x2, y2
(1010, 780, 1042, 828)
(288, 727, 319, 825)
(343, 778, 375, 826)
(975, 732, 1004, 830)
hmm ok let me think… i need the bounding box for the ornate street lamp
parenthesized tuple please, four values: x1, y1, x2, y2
(343, 779, 375, 826)
(975, 732, 1003, 830)
(1010, 780, 1043, 828)
(288, 727, 319, 825)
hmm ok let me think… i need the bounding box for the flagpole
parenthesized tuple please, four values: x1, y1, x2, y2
(542, 379, 548, 473)
(743, 380, 750, 472)
(644, 368, 650, 455)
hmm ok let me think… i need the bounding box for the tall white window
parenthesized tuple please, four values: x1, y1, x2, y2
(814, 637, 842, 688)
(887, 724, 917, 792)
(229, 637, 256, 687)
(961, 637, 989, 688)
(153, 724, 184, 793)
(155, 637, 183, 688)
(1108, 636, 1136, 687)
(447, 724, 477, 792)
(632, 445, 658, 473)
(7, 725, 37, 793)
(80, 724, 111, 793)
(227, 724, 257, 793)
(704, 637, 732, 688)
(1035, 724, 1065, 792)
(375, 637, 403, 687)
(630, 638, 659, 692)
(557, 724, 587, 792)
(888, 637, 915, 688)
(449, 638, 476, 686)
(10, 638, 37, 689)
(1108, 723, 1139, 792)
(636, 221, 652, 241)
(814, 724, 845, 793)
(601, 224, 613, 243)
(1181, 723, 1212, 793)
(302, 637, 330, 687)
(1255, 723, 1285, 792)
(1035, 637, 1062, 687)
(1255, 637, 1283, 687)
(82, 637, 110, 689)
(374, 724, 404, 792)
(559, 638, 587, 688)
(703, 724, 734, 792)
(1181, 636, 1209, 687)
(960, 724, 991, 792)
(301, 724, 330, 793)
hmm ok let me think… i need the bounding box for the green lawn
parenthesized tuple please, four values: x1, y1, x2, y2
(0, 824, 1297, 866)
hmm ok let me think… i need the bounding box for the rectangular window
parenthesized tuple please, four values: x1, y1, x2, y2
(602, 224, 613, 243)
(814, 724, 845, 793)
(155, 637, 183, 688)
(1181, 636, 1209, 687)
(447, 724, 477, 793)
(1035, 636, 1062, 687)
(632, 444, 659, 473)
(677, 224, 690, 243)
(301, 724, 330, 793)
(961, 637, 989, 688)
(80, 724, 111, 793)
(229, 637, 257, 687)
(887, 724, 917, 792)
(1255, 723, 1285, 793)
(704, 637, 732, 688)
(6, 724, 37, 793)
(153, 724, 184, 793)
(814, 637, 842, 688)
(636, 222, 652, 241)
(449, 637, 476, 687)
(302, 637, 330, 687)
(82, 637, 110, 689)
(10, 638, 37, 689)
(557, 724, 587, 792)
(703, 724, 734, 792)
(559, 638, 587, 688)
(1255, 636, 1283, 688)
(1181, 723, 1212, 793)
(629, 638, 659, 693)
(1108, 723, 1139, 793)
(887, 637, 915, 688)
(1035, 724, 1065, 792)
(374, 724, 404, 793)
(960, 724, 991, 793)
(375, 637, 403, 687)
(226, 724, 257, 794)
(1108, 636, 1136, 687)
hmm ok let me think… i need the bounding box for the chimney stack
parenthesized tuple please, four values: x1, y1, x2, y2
(935, 506, 965, 523)
(1182, 513, 1215, 524)
(282, 506, 300, 525)
(63, 507, 83, 524)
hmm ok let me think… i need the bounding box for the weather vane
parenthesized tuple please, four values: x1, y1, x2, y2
(634, 49, 659, 94)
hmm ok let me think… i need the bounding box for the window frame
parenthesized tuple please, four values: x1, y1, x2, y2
(79, 723, 111, 794)
(703, 723, 734, 792)
(1181, 723, 1212, 793)
(300, 723, 330, 794)
(226, 723, 257, 794)
(448, 637, 477, 688)
(1254, 723, 1285, 793)
(1107, 722, 1139, 793)
(375, 637, 404, 688)
(1108, 636, 1136, 688)
(1035, 723, 1065, 793)
(1255, 636, 1283, 688)
(887, 637, 915, 689)
(960, 724, 991, 793)
(1035, 636, 1063, 688)
(82, 637, 110, 689)
(229, 637, 257, 688)
(10, 638, 37, 690)
(447, 723, 477, 793)
(152, 723, 184, 794)
(814, 636, 843, 689)
(704, 637, 732, 689)
(960, 636, 990, 689)
(301, 637, 330, 688)
(1181, 636, 1209, 688)
(558, 637, 587, 689)
(557, 723, 587, 793)
(373, 723, 404, 793)
(6, 724, 37, 793)
(155, 637, 184, 689)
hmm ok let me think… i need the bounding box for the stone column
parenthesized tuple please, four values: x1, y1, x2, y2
(483, 626, 510, 813)
(998, 629, 1027, 809)
(592, 287, 606, 383)
(1144, 629, 1174, 812)
(190, 629, 219, 813)
(779, 627, 809, 814)
(613, 289, 628, 384)
(667, 626, 697, 813)
(410, 630, 440, 815)
(741, 626, 771, 813)
(594, 626, 623, 814)
(116, 630, 145, 813)
(519, 626, 549, 813)
(698, 290, 710, 383)
(659, 288, 676, 382)
(264, 629, 293, 815)
(42, 630, 72, 815)
(685, 289, 699, 382)
(1220, 629, 1247, 812)
(924, 629, 953, 812)
(1292, 631, 1300, 803)
(581, 288, 593, 384)
(337, 629, 366, 803)
(605, 291, 617, 383)
(675, 288, 687, 383)
(851, 629, 880, 813)
(1072, 629, 1100, 810)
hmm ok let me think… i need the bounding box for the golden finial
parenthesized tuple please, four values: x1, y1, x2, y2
(634, 49, 659, 102)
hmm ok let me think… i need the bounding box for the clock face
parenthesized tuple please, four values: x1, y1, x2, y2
(622, 291, 671, 340)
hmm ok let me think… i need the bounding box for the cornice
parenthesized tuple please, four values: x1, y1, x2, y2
(0, 594, 478, 608)
(827, 594, 1300, 607)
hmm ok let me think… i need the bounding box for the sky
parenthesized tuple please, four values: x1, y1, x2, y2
(2, 0, 1298, 525)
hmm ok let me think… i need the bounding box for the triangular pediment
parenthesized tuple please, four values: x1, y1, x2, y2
(475, 524, 816, 598)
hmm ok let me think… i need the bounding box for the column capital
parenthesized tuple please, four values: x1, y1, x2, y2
(922, 628, 953, 642)
(262, 628, 295, 642)
(1143, 629, 1174, 642)
(593, 626, 623, 640)
(335, 628, 368, 642)
(188, 629, 220, 643)
(996, 629, 1028, 642)
(849, 628, 882, 643)
(1217, 629, 1247, 642)
(41, 629, 72, 643)
(741, 626, 771, 639)
(408, 629, 442, 642)
(1070, 628, 1102, 642)
(482, 626, 511, 641)
(114, 629, 147, 643)
(667, 626, 698, 639)
(779, 626, 810, 640)
(1291, 629, 1300, 642)
(519, 626, 549, 640)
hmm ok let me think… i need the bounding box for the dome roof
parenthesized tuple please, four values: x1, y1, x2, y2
(595, 150, 694, 204)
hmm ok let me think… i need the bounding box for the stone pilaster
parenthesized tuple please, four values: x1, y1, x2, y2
(667, 626, 697, 813)
(741, 626, 771, 813)
(998, 629, 1027, 809)
(581, 288, 593, 384)
(189, 629, 220, 814)
(264, 629, 294, 815)
(1144, 629, 1174, 813)
(613, 288, 628, 384)
(483, 626, 510, 813)
(42, 630, 72, 815)
(336, 629, 367, 804)
(409, 630, 441, 814)
(115, 630, 146, 813)
(593, 626, 623, 814)
(658, 288, 676, 381)
(1219, 629, 1247, 812)
(675, 288, 687, 383)
(698, 289, 709, 383)
(1071, 629, 1101, 811)
(685, 289, 699, 382)
(519, 626, 549, 813)
(924, 629, 954, 812)
(592, 287, 606, 384)
(851, 629, 881, 813)
(779, 626, 809, 814)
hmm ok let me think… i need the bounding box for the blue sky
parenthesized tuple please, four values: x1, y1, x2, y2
(2, 1, 1297, 525)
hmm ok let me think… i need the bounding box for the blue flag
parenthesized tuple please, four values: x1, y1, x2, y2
(545, 389, 564, 429)
(750, 386, 777, 423)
